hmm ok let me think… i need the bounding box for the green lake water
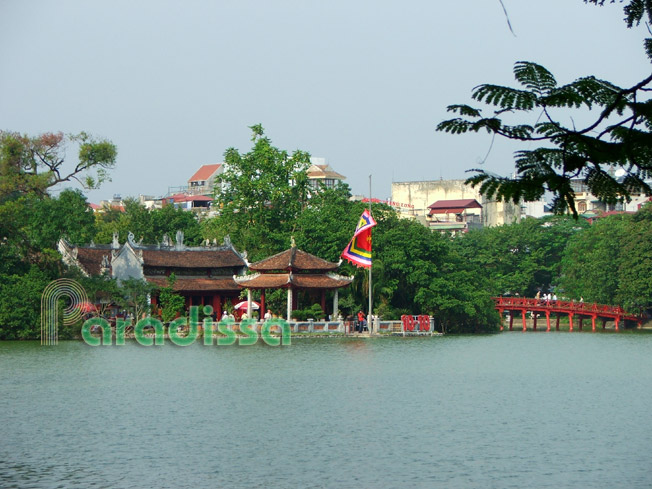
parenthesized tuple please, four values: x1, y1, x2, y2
(1, 333, 651, 488)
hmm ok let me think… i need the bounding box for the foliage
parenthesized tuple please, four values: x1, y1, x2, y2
(0, 190, 97, 275)
(437, 1, 652, 215)
(291, 304, 325, 321)
(94, 200, 202, 246)
(452, 216, 589, 297)
(210, 124, 312, 259)
(559, 205, 652, 314)
(293, 182, 366, 262)
(0, 131, 116, 199)
(0, 266, 52, 340)
(114, 278, 155, 323)
(615, 212, 652, 313)
(76, 273, 121, 318)
(158, 274, 186, 322)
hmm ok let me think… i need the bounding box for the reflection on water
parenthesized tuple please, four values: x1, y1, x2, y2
(1, 334, 652, 488)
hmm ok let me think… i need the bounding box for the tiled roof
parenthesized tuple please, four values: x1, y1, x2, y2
(167, 194, 213, 203)
(428, 199, 482, 209)
(306, 164, 346, 180)
(188, 164, 221, 183)
(142, 249, 245, 268)
(235, 273, 353, 289)
(428, 199, 482, 214)
(147, 277, 240, 292)
(248, 247, 339, 272)
(76, 248, 111, 275)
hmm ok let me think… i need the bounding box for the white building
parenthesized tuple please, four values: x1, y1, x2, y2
(391, 179, 521, 229)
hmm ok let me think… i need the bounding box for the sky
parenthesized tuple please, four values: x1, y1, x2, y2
(0, 0, 648, 204)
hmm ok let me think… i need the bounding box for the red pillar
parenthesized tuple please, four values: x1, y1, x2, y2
(260, 290, 266, 319)
(509, 313, 513, 331)
(615, 316, 620, 331)
(498, 308, 504, 331)
(546, 311, 551, 332)
(212, 295, 221, 320)
(591, 314, 596, 332)
(569, 313, 574, 332)
(522, 309, 527, 332)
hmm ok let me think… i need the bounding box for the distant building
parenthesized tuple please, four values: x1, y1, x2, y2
(95, 194, 126, 213)
(570, 178, 651, 214)
(165, 193, 213, 211)
(427, 199, 483, 234)
(187, 163, 224, 196)
(307, 158, 346, 189)
(391, 179, 521, 229)
(521, 199, 549, 219)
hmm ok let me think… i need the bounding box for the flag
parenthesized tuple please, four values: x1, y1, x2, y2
(341, 209, 377, 268)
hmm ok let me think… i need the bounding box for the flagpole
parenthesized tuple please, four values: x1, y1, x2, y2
(368, 174, 372, 335)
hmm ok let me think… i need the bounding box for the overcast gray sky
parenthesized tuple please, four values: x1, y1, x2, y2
(0, 0, 647, 203)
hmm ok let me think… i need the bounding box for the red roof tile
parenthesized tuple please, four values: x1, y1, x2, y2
(248, 247, 339, 272)
(428, 199, 482, 214)
(76, 248, 112, 275)
(188, 164, 222, 183)
(428, 199, 482, 210)
(142, 249, 245, 268)
(147, 277, 239, 291)
(235, 273, 352, 289)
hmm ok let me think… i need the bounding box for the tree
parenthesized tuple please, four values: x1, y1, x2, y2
(158, 274, 186, 322)
(94, 200, 202, 246)
(293, 182, 366, 262)
(557, 205, 652, 313)
(0, 266, 52, 340)
(210, 124, 311, 259)
(437, 1, 652, 215)
(616, 212, 652, 314)
(0, 190, 97, 275)
(0, 131, 116, 199)
(114, 278, 155, 323)
(452, 216, 589, 296)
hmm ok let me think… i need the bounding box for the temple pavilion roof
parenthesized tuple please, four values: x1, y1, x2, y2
(248, 247, 339, 273)
(234, 272, 353, 290)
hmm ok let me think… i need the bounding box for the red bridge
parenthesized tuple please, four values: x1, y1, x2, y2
(492, 296, 642, 332)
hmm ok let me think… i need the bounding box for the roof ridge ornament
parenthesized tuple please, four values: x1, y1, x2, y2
(175, 230, 185, 250)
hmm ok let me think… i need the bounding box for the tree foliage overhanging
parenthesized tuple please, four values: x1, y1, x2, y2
(437, 0, 652, 215)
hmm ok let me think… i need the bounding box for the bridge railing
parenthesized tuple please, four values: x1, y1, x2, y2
(492, 296, 633, 318)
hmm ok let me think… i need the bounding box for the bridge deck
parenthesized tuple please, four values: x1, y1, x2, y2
(492, 296, 641, 331)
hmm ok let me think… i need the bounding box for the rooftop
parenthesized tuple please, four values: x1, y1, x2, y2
(188, 163, 222, 183)
(248, 247, 340, 272)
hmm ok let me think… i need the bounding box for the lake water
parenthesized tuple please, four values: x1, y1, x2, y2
(1, 333, 651, 488)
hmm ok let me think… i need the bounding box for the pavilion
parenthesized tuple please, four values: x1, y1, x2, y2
(234, 242, 353, 321)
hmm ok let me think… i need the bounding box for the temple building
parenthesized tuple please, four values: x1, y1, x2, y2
(234, 242, 353, 321)
(58, 231, 247, 317)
